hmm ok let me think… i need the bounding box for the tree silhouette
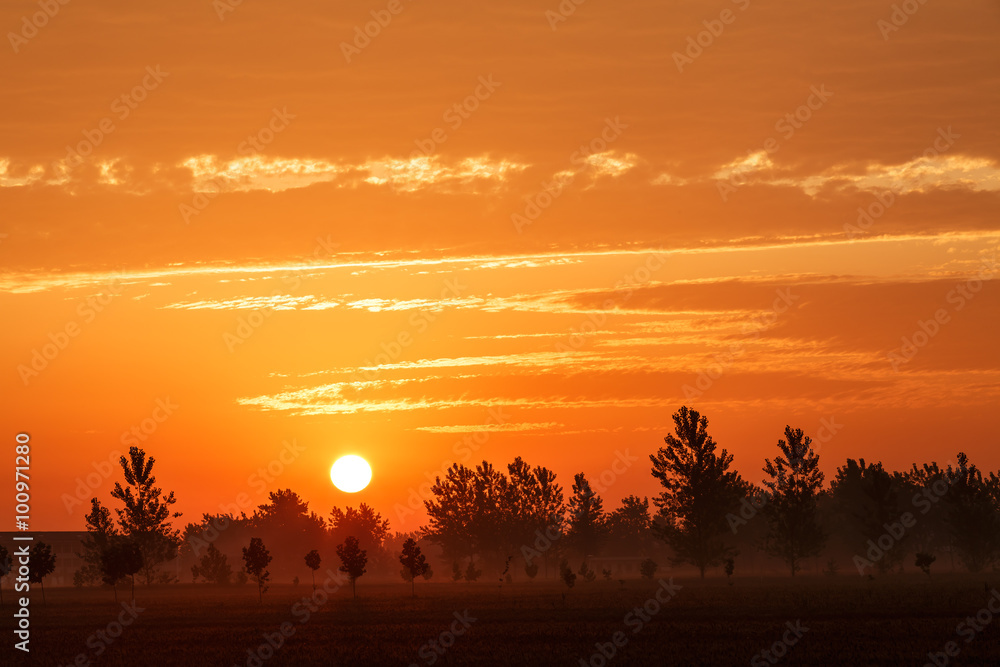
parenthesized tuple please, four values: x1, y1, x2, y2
(337, 536, 368, 598)
(565, 473, 607, 560)
(398, 538, 430, 596)
(329, 504, 389, 562)
(304, 550, 321, 590)
(101, 537, 143, 602)
(110, 446, 182, 585)
(943, 453, 1000, 572)
(192, 543, 232, 585)
(559, 559, 576, 588)
(761, 426, 827, 576)
(915, 552, 936, 577)
(78, 498, 118, 587)
(650, 406, 747, 578)
(424, 464, 479, 564)
(830, 459, 907, 574)
(606, 495, 653, 556)
(639, 558, 658, 580)
(463, 558, 482, 582)
(29, 542, 56, 603)
(507, 458, 564, 576)
(242, 537, 272, 603)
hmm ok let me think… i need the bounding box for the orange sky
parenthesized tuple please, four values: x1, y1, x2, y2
(1, 0, 998, 532)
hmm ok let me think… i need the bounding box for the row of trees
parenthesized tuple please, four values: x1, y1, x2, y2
(419, 407, 1000, 579)
(70, 408, 1000, 599)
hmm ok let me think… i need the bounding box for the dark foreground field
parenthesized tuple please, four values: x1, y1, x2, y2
(4, 574, 1000, 666)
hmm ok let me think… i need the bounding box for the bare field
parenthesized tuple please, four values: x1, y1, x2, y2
(4, 574, 1000, 666)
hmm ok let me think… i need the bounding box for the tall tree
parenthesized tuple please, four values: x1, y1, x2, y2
(110, 446, 182, 584)
(28, 542, 57, 603)
(943, 453, 1000, 573)
(649, 406, 747, 578)
(78, 498, 119, 587)
(304, 550, 321, 590)
(565, 473, 607, 560)
(242, 537, 272, 603)
(398, 537, 431, 597)
(761, 426, 827, 576)
(507, 458, 564, 573)
(336, 536, 368, 599)
(423, 463, 478, 563)
(830, 459, 907, 574)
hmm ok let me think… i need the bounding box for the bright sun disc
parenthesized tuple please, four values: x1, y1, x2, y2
(330, 455, 372, 493)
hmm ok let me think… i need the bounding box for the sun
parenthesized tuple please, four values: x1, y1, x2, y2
(330, 455, 372, 493)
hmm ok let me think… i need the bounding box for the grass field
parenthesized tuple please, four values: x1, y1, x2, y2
(4, 574, 1000, 666)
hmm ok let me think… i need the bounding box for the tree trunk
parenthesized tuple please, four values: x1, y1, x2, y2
(311, 571, 316, 591)
(258, 580, 263, 604)
(699, 565, 706, 579)
(131, 575, 136, 603)
(352, 579, 356, 599)
(41, 579, 46, 604)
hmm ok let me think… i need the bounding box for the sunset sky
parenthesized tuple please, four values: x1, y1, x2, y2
(2, 0, 998, 533)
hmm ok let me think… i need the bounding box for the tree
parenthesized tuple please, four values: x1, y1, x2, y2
(761, 426, 827, 576)
(423, 464, 478, 565)
(101, 537, 143, 602)
(242, 537, 272, 603)
(565, 473, 607, 559)
(830, 459, 907, 574)
(329, 504, 389, 562)
(451, 561, 463, 582)
(304, 550, 321, 590)
(398, 538, 430, 597)
(578, 560, 596, 583)
(524, 561, 539, 580)
(192, 543, 232, 585)
(650, 406, 747, 578)
(78, 498, 118, 587)
(464, 559, 482, 582)
(724, 557, 735, 585)
(559, 559, 576, 588)
(336, 536, 368, 599)
(110, 447, 182, 585)
(915, 552, 936, 577)
(943, 453, 1000, 573)
(606, 495, 653, 556)
(0, 544, 10, 607)
(639, 558, 658, 580)
(29, 542, 57, 603)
